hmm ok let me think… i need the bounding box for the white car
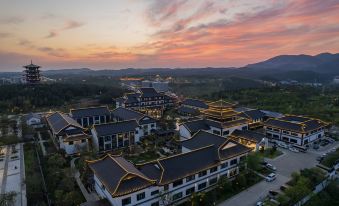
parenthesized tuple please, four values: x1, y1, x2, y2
(289, 147, 299, 153)
(266, 163, 277, 171)
(256, 201, 264, 206)
(278, 143, 289, 149)
(266, 173, 276, 182)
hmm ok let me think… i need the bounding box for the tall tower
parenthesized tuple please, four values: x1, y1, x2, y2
(23, 60, 41, 84)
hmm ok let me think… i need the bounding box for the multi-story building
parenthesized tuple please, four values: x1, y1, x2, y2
(23, 61, 41, 84)
(46, 112, 89, 155)
(115, 88, 174, 118)
(70, 106, 111, 127)
(179, 100, 248, 140)
(264, 115, 328, 146)
(238, 109, 266, 129)
(88, 132, 251, 206)
(111, 107, 157, 136)
(228, 130, 268, 151)
(91, 120, 143, 152)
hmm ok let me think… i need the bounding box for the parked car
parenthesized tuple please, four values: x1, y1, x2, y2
(317, 156, 324, 162)
(266, 163, 277, 171)
(280, 185, 288, 191)
(289, 147, 299, 153)
(260, 160, 268, 166)
(278, 143, 289, 149)
(269, 190, 280, 198)
(266, 173, 277, 182)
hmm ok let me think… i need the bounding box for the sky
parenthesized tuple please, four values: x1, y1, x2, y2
(1, 0, 339, 71)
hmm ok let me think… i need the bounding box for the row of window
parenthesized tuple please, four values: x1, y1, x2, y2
(77, 115, 109, 126)
(67, 139, 86, 145)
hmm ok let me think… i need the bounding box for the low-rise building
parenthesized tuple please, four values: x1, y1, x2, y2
(177, 98, 208, 117)
(264, 115, 328, 146)
(88, 135, 251, 206)
(111, 107, 157, 136)
(25, 112, 43, 128)
(70, 106, 111, 127)
(229, 130, 268, 151)
(46, 112, 89, 155)
(238, 109, 266, 129)
(91, 120, 142, 152)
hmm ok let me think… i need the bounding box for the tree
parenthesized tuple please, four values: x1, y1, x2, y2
(284, 176, 312, 204)
(0, 192, 17, 206)
(246, 153, 262, 171)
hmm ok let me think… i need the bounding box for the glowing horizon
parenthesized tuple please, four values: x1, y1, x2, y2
(1, 0, 339, 71)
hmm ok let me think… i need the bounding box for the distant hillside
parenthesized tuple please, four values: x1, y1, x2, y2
(246, 53, 339, 74)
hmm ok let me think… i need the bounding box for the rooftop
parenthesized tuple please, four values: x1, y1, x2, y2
(93, 120, 139, 136)
(70, 106, 110, 119)
(46, 112, 82, 135)
(182, 99, 208, 109)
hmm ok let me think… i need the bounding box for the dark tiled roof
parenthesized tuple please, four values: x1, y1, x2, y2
(261, 110, 284, 118)
(46, 112, 82, 135)
(231, 129, 266, 143)
(182, 99, 208, 109)
(157, 145, 219, 184)
(218, 139, 252, 160)
(240, 109, 266, 120)
(88, 155, 154, 197)
(265, 116, 327, 133)
(125, 93, 140, 104)
(207, 100, 236, 108)
(182, 119, 210, 133)
(70, 106, 110, 119)
(181, 130, 226, 150)
(139, 87, 160, 97)
(177, 106, 199, 115)
(111, 107, 144, 120)
(139, 116, 156, 125)
(26, 112, 41, 121)
(115, 97, 125, 104)
(93, 120, 138, 136)
(80, 199, 111, 206)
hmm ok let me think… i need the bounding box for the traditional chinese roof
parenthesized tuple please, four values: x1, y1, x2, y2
(70, 106, 110, 119)
(265, 115, 328, 133)
(88, 155, 155, 197)
(92, 120, 139, 136)
(182, 99, 208, 109)
(230, 129, 266, 143)
(111, 107, 156, 125)
(181, 119, 210, 134)
(46, 112, 83, 135)
(125, 93, 140, 104)
(239, 109, 266, 120)
(218, 139, 252, 160)
(177, 106, 199, 115)
(139, 87, 160, 98)
(64, 132, 90, 142)
(181, 130, 226, 150)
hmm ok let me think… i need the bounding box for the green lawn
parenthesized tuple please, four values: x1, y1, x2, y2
(258, 148, 283, 159)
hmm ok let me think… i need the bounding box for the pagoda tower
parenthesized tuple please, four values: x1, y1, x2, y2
(200, 99, 239, 122)
(23, 60, 41, 84)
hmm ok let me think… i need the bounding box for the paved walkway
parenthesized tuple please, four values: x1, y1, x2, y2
(37, 131, 47, 156)
(0, 144, 27, 206)
(70, 157, 98, 202)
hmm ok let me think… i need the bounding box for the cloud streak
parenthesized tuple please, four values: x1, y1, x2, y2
(45, 20, 85, 38)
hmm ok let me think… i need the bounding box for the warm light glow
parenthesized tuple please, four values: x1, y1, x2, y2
(0, 0, 339, 71)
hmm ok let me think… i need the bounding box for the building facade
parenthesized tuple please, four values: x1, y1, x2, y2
(46, 112, 89, 155)
(88, 136, 251, 206)
(70, 106, 111, 127)
(264, 115, 328, 146)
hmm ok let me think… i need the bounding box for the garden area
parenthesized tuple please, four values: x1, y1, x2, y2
(304, 180, 339, 206)
(321, 148, 339, 168)
(0, 115, 21, 146)
(257, 147, 283, 159)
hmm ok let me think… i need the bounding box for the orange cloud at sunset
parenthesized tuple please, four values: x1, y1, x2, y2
(0, 0, 339, 71)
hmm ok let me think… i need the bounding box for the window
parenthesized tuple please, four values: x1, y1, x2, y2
(104, 136, 111, 142)
(151, 202, 159, 206)
(209, 177, 218, 185)
(230, 159, 238, 166)
(291, 133, 298, 136)
(213, 130, 221, 135)
(121, 197, 131, 206)
(242, 126, 248, 130)
(221, 162, 228, 169)
(198, 170, 207, 177)
(164, 184, 169, 191)
(210, 166, 218, 173)
(223, 130, 229, 136)
(151, 124, 155, 128)
(172, 179, 183, 187)
(290, 139, 297, 144)
(151, 190, 159, 196)
(186, 175, 195, 182)
(172, 192, 183, 201)
(186, 187, 195, 196)
(81, 139, 86, 143)
(198, 182, 207, 190)
(68, 141, 73, 145)
(136, 192, 145, 201)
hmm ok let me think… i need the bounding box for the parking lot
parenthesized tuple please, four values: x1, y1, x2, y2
(219, 140, 339, 206)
